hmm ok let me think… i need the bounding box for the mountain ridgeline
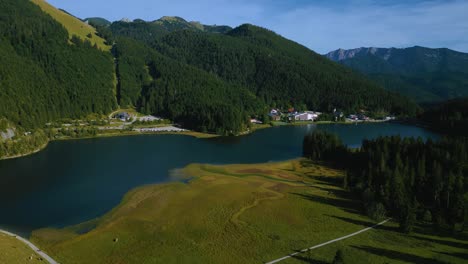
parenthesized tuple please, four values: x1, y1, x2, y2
(107, 16, 232, 44)
(0, 0, 419, 136)
(326, 47, 468, 103)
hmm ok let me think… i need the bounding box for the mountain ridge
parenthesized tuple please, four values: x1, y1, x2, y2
(0, 0, 419, 137)
(325, 46, 468, 102)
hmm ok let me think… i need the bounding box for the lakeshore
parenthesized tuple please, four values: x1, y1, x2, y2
(0, 118, 397, 161)
(0, 122, 439, 235)
(29, 160, 467, 264)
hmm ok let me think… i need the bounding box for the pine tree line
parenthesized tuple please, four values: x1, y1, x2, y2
(303, 131, 468, 233)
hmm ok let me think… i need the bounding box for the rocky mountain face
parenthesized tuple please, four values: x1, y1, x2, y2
(325, 46, 468, 103)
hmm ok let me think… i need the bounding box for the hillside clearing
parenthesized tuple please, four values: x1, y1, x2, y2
(31, 0, 110, 51)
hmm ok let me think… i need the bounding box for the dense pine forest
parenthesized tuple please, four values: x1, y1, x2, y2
(303, 131, 468, 234)
(114, 37, 263, 133)
(420, 97, 468, 136)
(109, 21, 420, 118)
(0, 0, 430, 159)
(0, 0, 116, 128)
(0, 0, 420, 138)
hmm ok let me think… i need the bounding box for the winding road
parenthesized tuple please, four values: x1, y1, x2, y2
(0, 229, 58, 264)
(265, 218, 391, 264)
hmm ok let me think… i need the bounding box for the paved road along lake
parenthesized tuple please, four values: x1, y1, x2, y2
(0, 123, 439, 235)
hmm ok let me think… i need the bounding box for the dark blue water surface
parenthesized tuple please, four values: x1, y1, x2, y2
(0, 123, 438, 235)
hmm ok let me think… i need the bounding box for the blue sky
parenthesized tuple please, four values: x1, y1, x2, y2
(48, 0, 468, 54)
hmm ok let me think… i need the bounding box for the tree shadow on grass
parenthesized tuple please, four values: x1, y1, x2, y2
(326, 215, 398, 233)
(308, 175, 343, 186)
(290, 254, 329, 264)
(433, 251, 468, 260)
(293, 192, 361, 215)
(312, 185, 355, 200)
(352, 245, 449, 264)
(411, 235, 468, 250)
(413, 223, 468, 241)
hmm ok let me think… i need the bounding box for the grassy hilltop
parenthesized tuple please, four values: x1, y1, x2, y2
(31, 0, 110, 51)
(31, 160, 467, 263)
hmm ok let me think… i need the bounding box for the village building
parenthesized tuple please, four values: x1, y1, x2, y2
(250, 118, 263, 124)
(268, 109, 282, 121)
(290, 111, 321, 121)
(114, 112, 130, 121)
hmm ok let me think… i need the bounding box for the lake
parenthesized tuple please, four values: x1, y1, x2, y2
(0, 123, 438, 235)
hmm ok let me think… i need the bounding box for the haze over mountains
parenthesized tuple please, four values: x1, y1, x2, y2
(326, 46, 468, 103)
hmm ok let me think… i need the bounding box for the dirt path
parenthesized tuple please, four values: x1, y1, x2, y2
(0, 229, 58, 264)
(265, 218, 392, 264)
(231, 182, 285, 225)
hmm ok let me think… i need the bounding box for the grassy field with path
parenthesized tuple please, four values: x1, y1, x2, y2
(30, 159, 468, 263)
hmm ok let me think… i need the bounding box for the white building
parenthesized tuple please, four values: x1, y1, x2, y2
(292, 111, 321, 121)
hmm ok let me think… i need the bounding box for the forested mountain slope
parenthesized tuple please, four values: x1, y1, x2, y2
(1, 0, 419, 136)
(0, 0, 116, 128)
(114, 38, 262, 134)
(110, 22, 419, 118)
(326, 46, 468, 103)
(420, 97, 468, 136)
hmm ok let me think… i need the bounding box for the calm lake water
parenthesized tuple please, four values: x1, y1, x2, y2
(0, 123, 438, 235)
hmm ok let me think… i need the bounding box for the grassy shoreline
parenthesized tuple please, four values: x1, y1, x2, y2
(30, 159, 467, 263)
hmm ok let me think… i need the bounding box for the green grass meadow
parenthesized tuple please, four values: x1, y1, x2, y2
(30, 160, 467, 263)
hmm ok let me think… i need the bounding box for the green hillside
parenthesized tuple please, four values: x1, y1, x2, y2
(1, 0, 419, 137)
(31, 0, 111, 51)
(326, 47, 468, 103)
(114, 38, 262, 134)
(110, 22, 419, 119)
(0, 0, 116, 128)
(420, 97, 468, 135)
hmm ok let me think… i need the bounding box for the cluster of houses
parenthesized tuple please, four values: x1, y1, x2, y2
(289, 111, 322, 121)
(249, 107, 397, 125)
(113, 112, 163, 123)
(250, 109, 322, 124)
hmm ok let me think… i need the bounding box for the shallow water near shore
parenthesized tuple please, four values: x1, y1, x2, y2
(0, 123, 438, 235)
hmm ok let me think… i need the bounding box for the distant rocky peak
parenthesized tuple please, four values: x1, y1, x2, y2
(326, 47, 393, 61)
